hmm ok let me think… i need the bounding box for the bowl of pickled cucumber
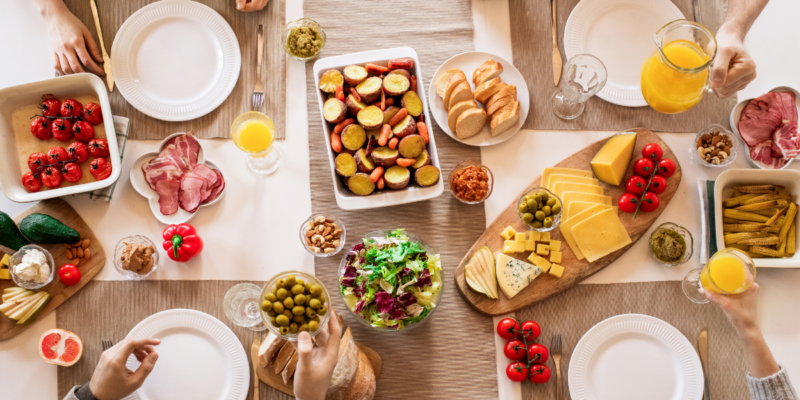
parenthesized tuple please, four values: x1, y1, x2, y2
(260, 271, 331, 341)
(517, 187, 562, 232)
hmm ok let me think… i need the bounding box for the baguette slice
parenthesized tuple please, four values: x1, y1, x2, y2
(475, 61, 504, 86)
(486, 95, 515, 116)
(447, 82, 473, 112)
(281, 351, 299, 384)
(272, 342, 296, 374)
(257, 332, 285, 367)
(436, 69, 462, 98)
(442, 70, 467, 110)
(341, 349, 377, 400)
(473, 77, 504, 104)
(456, 108, 487, 139)
(485, 85, 517, 107)
(325, 327, 359, 400)
(490, 101, 520, 137)
(448, 99, 477, 132)
(473, 60, 499, 84)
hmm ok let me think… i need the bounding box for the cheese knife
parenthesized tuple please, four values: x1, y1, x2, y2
(699, 327, 711, 400)
(551, 0, 562, 86)
(89, 0, 114, 91)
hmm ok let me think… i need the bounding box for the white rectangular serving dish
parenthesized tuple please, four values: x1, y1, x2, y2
(729, 86, 800, 169)
(0, 74, 121, 202)
(714, 169, 800, 268)
(313, 47, 443, 210)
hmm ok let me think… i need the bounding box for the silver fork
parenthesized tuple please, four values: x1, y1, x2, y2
(101, 340, 114, 351)
(551, 334, 563, 400)
(251, 24, 265, 108)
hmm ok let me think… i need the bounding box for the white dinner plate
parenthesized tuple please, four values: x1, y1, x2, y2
(569, 314, 703, 400)
(111, 0, 241, 121)
(123, 309, 248, 400)
(428, 51, 530, 146)
(564, 0, 684, 107)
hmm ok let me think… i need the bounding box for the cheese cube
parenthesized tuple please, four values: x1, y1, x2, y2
(550, 251, 562, 263)
(525, 240, 537, 252)
(515, 232, 527, 242)
(0, 268, 9, 280)
(0, 253, 9, 266)
(529, 231, 542, 241)
(501, 226, 517, 240)
(540, 232, 551, 242)
(503, 240, 516, 254)
(549, 263, 564, 278)
(514, 241, 526, 253)
(549, 240, 562, 252)
(536, 243, 550, 256)
(590, 132, 637, 186)
(528, 253, 552, 273)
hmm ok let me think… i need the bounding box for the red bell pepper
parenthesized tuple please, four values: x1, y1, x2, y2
(162, 224, 203, 262)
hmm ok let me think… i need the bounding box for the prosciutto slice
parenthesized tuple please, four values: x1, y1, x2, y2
(738, 93, 785, 147)
(141, 157, 182, 191)
(164, 132, 201, 168)
(774, 121, 800, 159)
(179, 173, 208, 213)
(155, 180, 181, 215)
(203, 169, 225, 204)
(750, 141, 787, 169)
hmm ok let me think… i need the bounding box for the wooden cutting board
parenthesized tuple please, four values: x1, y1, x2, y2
(454, 128, 682, 315)
(0, 198, 105, 340)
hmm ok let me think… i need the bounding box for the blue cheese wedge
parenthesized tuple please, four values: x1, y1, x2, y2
(496, 253, 543, 299)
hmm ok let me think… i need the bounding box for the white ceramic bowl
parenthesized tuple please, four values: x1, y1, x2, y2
(0, 74, 121, 202)
(129, 132, 225, 224)
(729, 86, 800, 169)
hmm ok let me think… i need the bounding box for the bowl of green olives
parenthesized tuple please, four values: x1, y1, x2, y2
(517, 187, 562, 231)
(260, 271, 331, 341)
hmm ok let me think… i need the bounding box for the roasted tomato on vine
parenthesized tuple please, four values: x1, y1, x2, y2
(625, 175, 647, 196)
(642, 143, 663, 162)
(520, 320, 541, 342)
(633, 158, 654, 177)
(30, 117, 52, 140)
(41, 167, 62, 188)
(503, 340, 527, 360)
(497, 318, 521, 340)
(67, 142, 89, 163)
(72, 121, 95, 143)
(60, 99, 83, 118)
(656, 158, 676, 177)
(90, 158, 112, 181)
(61, 162, 82, 183)
(640, 192, 660, 212)
(81, 102, 103, 124)
(51, 118, 72, 141)
(40, 97, 61, 117)
(22, 172, 42, 192)
(527, 343, 549, 363)
(648, 175, 667, 194)
(619, 192, 639, 213)
(506, 362, 528, 382)
(28, 152, 48, 171)
(88, 138, 110, 158)
(529, 364, 551, 384)
(47, 146, 69, 164)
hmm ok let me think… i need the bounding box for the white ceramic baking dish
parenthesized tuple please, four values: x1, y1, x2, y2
(313, 47, 444, 210)
(715, 169, 800, 268)
(0, 74, 120, 202)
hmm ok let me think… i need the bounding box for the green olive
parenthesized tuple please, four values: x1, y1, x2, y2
(316, 294, 326, 304)
(524, 194, 532, 201)
(269, 286, 277, 295)
(533, 194, 542, 203)
(276, 279, 286, 289)
(304, 282, 314, 292)
(522, 213, 534, 223)
(292, 306, 305, 315)
(552, 204, 562, 215)
(296, 279, 305, 286)
(317, 305, 327, 315)
(294, 294, 306, 305)
(310, 284, 323, 296)
(283, 297, 295, 309)
(519, 203, 528, 213)
(308, 321, 319, 332)
(544, 218, 553, 228)
(270, 317, 277, 326)
(260, 300, 272, 312)
(276, 314, 290, 326)
(532, 221, 544, 229)
(266, 309, 276, 317)
(283, 310, 293, 319)
(298, 323, 309, 332)
(289, 323, 298, 333)
(285, 275, 296, 287)
(291, 284, 305, 295)
(535, 211, 546, 221)
(293, 315, 306, 323)
(276, 288, 288, 300)
(306, 308, 317, 318)
(539, 191, 549, 200)
(279, 326, 290, 335)
(272, 302, 285, 314)
(265, 293, 277, 302)
(542, 205, 551, 215)
(308, 298, 321, 309)
(547, 198, 557, 207)
(310, 316, 320, 323)
(526, 199, 537, 210)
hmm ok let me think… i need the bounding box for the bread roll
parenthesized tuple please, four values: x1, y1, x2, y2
(325, 328, 359, 400)
(342, 349, 376, 400)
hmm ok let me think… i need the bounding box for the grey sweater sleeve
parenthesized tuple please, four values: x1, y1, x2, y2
(63, 383, 97, 400)
(748, 367, 799, 400)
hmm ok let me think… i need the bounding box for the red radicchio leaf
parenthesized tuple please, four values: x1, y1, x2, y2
(352, 243, 364, 252)
(354, 300, 366, 313)
(341, 266, 358, 287)
(354, 281, 366, 297)
(415, 269, 432, 287)
(375, 291, 394, 314)
(397, 292, 417, 307)
(389, 304, 407, 320)
(398, 267, 411, 279)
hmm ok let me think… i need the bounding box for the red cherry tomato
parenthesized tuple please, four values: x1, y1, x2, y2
(72, 121, 95, 143)
(58, 264, 82, 286)
(82, 102, 103, 125)
(648, 175, 667, 194)
(529, 364, 552, 384)
(506, 362, 529, 382)
(22, 172, 42, 192)
(642, 143, 663, 162)
(88, 138, 110, 158)
(47, 147, 69, 164)
(656, 159, 676, 177)
(61, 162, 83, 183)
(67, 142, 89, 163)
(633, 158, 655, 177)
(40, 98, 60, 117)
(60, 99, 83, 118)
(28, 152, 48, 171)
(504, 340, 527, 360)
(30, 117, 52, 140)
(618, 193, 639, 213)
(625, 175, 647, 196)
(41, 167, 62, 188)
(90, 158, 112, 181)
(497, 318, 521, 340)
(51, 118, 72, 141)
(640, 192, 661, 212)
(527, 343, 550, 364)
(520, 320, 541, 342)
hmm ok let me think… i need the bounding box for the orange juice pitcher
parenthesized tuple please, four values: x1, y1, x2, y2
(640, 20, 717, 114)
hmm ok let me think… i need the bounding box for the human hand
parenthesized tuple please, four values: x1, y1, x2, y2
(88, 337, 161, 400)
(235, 0, 269, 12)
(40, 1, 104, 76)
(702, 283, 760, 336)
(292, 309, 342, 400)
(709, 25, 757, 99)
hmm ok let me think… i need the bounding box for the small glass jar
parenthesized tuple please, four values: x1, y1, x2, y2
(260, 271, 331, 341)
(448, 160, 494, 204)
(299, 215, 346, 257)
(517, 188, 562, 232)
(649, 222, 693, 266)
(282, 18, 326, 62)
(692, 124, 737, 168)
(113, 236, 159, 280)
(9, 245, 55, 290)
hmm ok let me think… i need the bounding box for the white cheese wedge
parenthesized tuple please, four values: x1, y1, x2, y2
(495, 253, 543, 299)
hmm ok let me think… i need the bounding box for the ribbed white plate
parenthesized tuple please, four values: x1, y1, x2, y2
(111, 0, 241, 121)
(569, 314, 703, 400)
(564, 0, 684, 107)
(123, 309, 248, 400)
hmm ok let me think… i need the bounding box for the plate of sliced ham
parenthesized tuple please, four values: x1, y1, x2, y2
(130, 132, 226, 224)
(731, 87, 800, 169)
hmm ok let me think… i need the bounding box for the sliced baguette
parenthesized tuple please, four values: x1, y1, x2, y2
(486, 95, 515, 116)
(272, 343, 296, 374)
(475, 61, 504, 86)
(281, 351, 299, 384)
(341, 349, 377, 400)
(455, 108, 487, 139)
(473, 77, 504, 104)
(257, 332, 285, 367)
(447, 81, 473, 112)
(485, 85, 517, 108)
(490, 101, 520, 137)
(325, 327, 359, 400)
(436, 69, 462, 98)
(448, 99, 477, 132)
(442, 70, 467, 110)
(473, 60, 498, 85)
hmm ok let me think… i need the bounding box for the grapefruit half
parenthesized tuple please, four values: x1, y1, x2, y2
(39, 329, 83, 366)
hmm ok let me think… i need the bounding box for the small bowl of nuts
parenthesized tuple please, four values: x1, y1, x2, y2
(300, 215, 346, 257)
(693, 124, 737, 168)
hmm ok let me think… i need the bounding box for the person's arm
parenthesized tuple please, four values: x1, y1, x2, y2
(234, 0, 269, 12)
(292, 309, 342, 400)
(33, 0, 105, 76)
(710, 0, 770, 98)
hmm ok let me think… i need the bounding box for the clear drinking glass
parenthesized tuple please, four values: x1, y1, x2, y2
(551, 54, 608, 120)
(223, 283, 267, 331)
(682, 248, 756, 304)
(231, 111, 282, 175)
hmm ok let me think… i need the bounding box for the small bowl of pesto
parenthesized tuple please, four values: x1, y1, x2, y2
(282, 18, 326, 62)
(649, 222, 693, 266)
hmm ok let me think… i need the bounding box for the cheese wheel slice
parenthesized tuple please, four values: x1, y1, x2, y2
(572, 208, 632, 263)
(553, 182, 603, 200)
(559, 204, 614, 260)
(547, 174, 599, 192)
(540, 168, 593, 190)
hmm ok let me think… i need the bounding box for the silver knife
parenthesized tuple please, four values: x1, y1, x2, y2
(699, 327, 711, 400)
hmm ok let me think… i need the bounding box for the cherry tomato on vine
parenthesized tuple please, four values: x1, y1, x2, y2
(618, 193, 639, 213)
(51, 118, 72, 141)
(47, 146, 69, 164)
(503, 340, 527, 360)
(90, 158, 112, 181)
(648, 175, 667, 194)
(642, 143, 663, 162)
(41, 167, 62, 188)
(58, 264, 81, 286)
(60, 99, 83, 118)
(497, 318, 521, 340)
(527, 343, 549, 364)
(28, 152, 48, 171)
(656, 159, 676, 177)
(82, 102, 103, 124)
(625, 175, 647, 196)
(520, 320, 541, 342)
(30, 117, 52, 140)
(40, 98, 60, 117)
(22, 172, 42, 192)
(61, 162, 83, 183)
(640, 192, 661, 212)
(529, 364, 552, 384)
(88, 138, 110, 158)
(506, 362, 528, 382)
(67, 142, 89, 163)
(72, 121, 95, 143)
(633, 158, 655, 177)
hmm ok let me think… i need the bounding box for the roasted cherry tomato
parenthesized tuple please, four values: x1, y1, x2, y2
(90, 158, 112, 181)
(67, 142, 89, 163)
(22, 172, 42, 192)
(618, 192, 639, 213)
(88, 138, 110, 158)
(648, 175, 667, 194)
(61, 162, 83, 183)
(28, 152, 48, 171)
(527, 343, 549, 363)
(81, 102, 103, 125)
(497, 318, 521, 340)
(506, 362, 529, 382)
(47, 146, 69, 164)
(72, 121, 95, 143)
(41, 166, 62, 188)
(640, 192, 661, 212)
(642, 143, 663, 162)
(520, 320, 541, 342)
(30, 116, 52, 140)
(60, 99, 83, 118)
(51, 118, 72, 141)
(529, 364, 551, 384)
(625, 175, 647, 196)
(40, 97, 61, 117)
(633, 158, 654, 177)
(656, 158, 676, 177)
(58, 264, 81, 286)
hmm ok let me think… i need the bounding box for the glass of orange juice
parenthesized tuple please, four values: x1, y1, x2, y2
(231, 111, 281, 175)
(641, 20, 717, 114)
(682, 248, 756, 303)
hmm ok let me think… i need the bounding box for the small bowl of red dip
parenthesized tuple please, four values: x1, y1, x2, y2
(448, 160, 493, 204)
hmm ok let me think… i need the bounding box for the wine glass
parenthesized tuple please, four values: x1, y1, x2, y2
(223, 283, 267, 331)
(551, 54, 608, 120)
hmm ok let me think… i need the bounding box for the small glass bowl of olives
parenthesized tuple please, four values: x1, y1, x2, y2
(517, 187, 562, 232)
(260, 271, 331, 341)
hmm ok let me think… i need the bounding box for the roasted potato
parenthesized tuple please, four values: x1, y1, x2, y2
(334, 153, 357, 177)
(412, 150, 431, 169)
(354, 148, 376, 173)
(415, 165, 440, 187)
(382, 106, 401, 125)
(356, 76, 383, 104)
(402, 91, 423, 117)
(343, 64, 368, 86)
(345, 94, 367, 117)
(398, 135, 426, 158)
(387, 69, 410, 80)
(323, 98, 347, 124)
(357, 106, 384, 130)
(319, 70, 344, 93)
(371, 146, 399, 167)
(384, 166, 411, 190)
(341, 124, 367, 153)
(347, 173, 375, 196)
(383, 74, 410, 97)
(391, 115, 417, 138)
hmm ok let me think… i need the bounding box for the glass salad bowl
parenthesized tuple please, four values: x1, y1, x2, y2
(260, 270, 331, 342)
(337, 229, 444, 333)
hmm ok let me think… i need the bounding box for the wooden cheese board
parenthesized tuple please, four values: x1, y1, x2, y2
(454, 128, 682, 315)
(0, 198, 105, 340)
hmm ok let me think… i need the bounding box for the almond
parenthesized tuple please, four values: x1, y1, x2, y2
(84, 248, 91, 259)
(82, 239, 90, 249)
(65, 248, 73, 259)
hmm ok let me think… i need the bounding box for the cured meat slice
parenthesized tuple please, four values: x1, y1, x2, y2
(773, 92, 797, 123)
(750, 141, 787, 169)
(738, 94, 784, 147)
(193, 164, 218, 188)
(774, 121, 800, 159)
(155, 179, 180, 215)
(203, 169, 225, 204)
(179, 173, 207, 213)
(142, 157, 182, 191)
(164, 132, 201, 167)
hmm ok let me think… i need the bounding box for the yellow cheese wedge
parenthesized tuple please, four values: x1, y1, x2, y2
(561, 192, 613, 218)
(550, 251, 562, 263)
(553, 182, 603, 200)
(527, 253, 552, 273)
(0, 254, 9, 266)
(590, 132, 637, 186)
(501, 226, 516, 240)
(560, 204, 614, 260)
(571, 208, 632, 262)
(541, 167, 593, 190)
(566, 201, 619, 220)
(549, 240, 562, 252)
(549, 263, 564, 278)
(547, 174, 600, 192)
(0, 269, 10, 280)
